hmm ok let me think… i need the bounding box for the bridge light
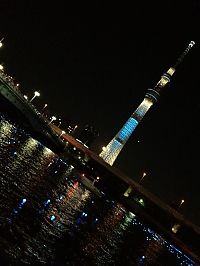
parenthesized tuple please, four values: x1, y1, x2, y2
(0, 38, 4, 48)
(48, 116, 56, 125)
(41, 103, 47, 112)
(178, 199, 185, 209)
(34, 91, 40, 97)
(30, 91, 40, 102)
(139, 172, 147, 183)
(59, 130, 65, 137)
(58, 118, 62, 127)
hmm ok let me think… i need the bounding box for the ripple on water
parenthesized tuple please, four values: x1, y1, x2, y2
(0, 113, 195, 266)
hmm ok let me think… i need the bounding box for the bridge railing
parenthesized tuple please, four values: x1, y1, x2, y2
(0, 70, 66, 150)
(0, 70, 41, 117)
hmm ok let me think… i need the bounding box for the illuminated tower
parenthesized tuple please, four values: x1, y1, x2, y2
(99, 41, 195, 166)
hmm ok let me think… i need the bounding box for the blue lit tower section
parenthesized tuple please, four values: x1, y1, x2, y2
(99, 41, 195, 167)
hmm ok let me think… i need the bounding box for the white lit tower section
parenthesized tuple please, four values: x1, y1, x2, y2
(99, 41, 195, 166)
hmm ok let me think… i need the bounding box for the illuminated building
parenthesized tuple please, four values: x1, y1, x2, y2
(99, 41, 195, 167)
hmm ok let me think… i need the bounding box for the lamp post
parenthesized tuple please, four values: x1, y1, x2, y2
(42, 103, 47, 112)
(59, 130, 65, 138)
(58, 119, 62, 127)
(48, 116, 56, 125)
(0, 38, 4, 48)
(171, 199, 185, 233)
(124, 171, 146, 197)
(72, 124, 78, 134)
(139, 172, 147, 183)
(178, 199, 184, 210)
(30, 91, 40, 102)
(92, 176, 100, 185)
(0, 39, 4, 74)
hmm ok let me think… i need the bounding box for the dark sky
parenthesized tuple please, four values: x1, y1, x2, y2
(1, 1, 200, 225)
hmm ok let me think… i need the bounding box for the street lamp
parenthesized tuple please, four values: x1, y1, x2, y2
(92, 176, 100, 185)
(178, 199, 184, 209)
(59, 130, 65, 138)
(0, 64, 4, 71)
(0, 38, 4, 48)
(30, 91, 40, 102)
(72, 124, 78, 134)
(48, 116, 56, 125)
(42, 103, 47, 112)
(139, 172, 147, 183)
(124, 171, 147, 198)
(58, 119, 62, 127)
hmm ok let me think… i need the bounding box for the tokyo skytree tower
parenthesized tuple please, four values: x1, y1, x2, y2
(99, 41, 195, 166)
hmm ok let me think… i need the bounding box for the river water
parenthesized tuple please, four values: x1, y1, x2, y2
(0, 110, 195, 265)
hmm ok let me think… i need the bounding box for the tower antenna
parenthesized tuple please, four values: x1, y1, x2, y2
(174, 41, 195, 69)
(99, 41, 195, 170)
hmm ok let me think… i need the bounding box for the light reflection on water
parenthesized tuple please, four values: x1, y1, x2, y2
(0, 113, 195, 265)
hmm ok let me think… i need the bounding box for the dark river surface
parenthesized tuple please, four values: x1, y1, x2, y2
(0, 109, 196, 265)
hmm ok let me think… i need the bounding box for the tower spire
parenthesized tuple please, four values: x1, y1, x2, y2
(173, 41, 195, 69)
(99, 41, 195, 167)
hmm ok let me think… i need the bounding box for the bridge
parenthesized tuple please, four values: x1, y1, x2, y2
(0, 70, 66, 152)
(0, 70, 200, 264)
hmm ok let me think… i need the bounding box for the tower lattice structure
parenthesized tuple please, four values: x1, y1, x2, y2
(99, 41, 195, 166)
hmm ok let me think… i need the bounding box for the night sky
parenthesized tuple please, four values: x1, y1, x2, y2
(1, 1, 200, 225)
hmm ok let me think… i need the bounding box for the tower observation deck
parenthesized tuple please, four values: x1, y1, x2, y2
(99, 41, 195, 167)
